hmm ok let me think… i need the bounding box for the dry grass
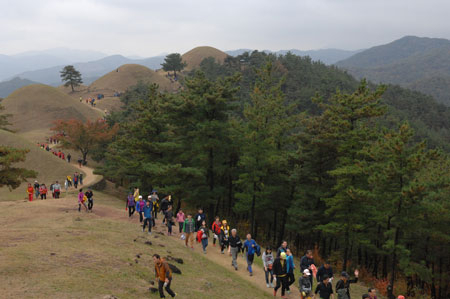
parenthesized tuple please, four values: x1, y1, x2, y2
(89, 64, 178, 93)
(1, 84, 102, 140)
(0, 129, 86, 201)
(0, 192, 271, 298)
(182, 46, 229, 71)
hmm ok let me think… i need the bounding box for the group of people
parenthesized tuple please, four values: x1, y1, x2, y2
(77, 188, 94, 212)
(26, 180, 62, 201)
(65, 172, 83, 190)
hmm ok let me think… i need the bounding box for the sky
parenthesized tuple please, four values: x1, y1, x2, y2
(1, 0, 450, 57)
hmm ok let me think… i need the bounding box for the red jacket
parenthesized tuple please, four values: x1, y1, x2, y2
(212, 221, 221, 235)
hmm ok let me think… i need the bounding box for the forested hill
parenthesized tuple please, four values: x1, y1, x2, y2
(100, 50, 450, 298)
(336, 36, 450, 106)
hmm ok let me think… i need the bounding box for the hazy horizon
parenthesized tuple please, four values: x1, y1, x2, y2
(1, 0, 450, 57)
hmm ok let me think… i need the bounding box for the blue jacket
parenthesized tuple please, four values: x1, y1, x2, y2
(143, 204, 152, 218)
(244, 239, 257, 255)
(287, 255, 295, 273)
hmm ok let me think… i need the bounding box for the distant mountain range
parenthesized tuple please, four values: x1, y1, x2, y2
(226, 48, 363, 64)
(0, 77, 37, 98)
(336, 36, 450, 106)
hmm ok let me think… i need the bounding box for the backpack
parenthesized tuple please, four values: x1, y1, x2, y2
(196, 230, 203, 243)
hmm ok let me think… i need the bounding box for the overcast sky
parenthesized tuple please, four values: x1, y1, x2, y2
(1, 0, 450, 56)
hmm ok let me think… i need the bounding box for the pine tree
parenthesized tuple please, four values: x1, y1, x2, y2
(60, 65, 83, 92)
(0, 146, 36, 189)
(161, 53, 187, 78)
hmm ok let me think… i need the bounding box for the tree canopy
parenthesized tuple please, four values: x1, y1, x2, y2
(161, 53, 187, 78)
(60, 65, 83, 92)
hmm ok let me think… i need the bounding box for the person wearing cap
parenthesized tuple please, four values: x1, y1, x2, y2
(368, 288, 377, 299)
(336, 269, 359, 299)
(317, 261, 334, 283)
(219, 220, 230, 254)
(315, 274, 334, 299)
(136, 196, 145, 223)
(299, 269, 313, 299)
(273, 252, 288, 298)
(142, 200, 153, 234)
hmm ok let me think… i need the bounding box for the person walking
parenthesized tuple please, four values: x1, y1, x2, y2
(194, 208, 206, 232)
(211, 216, 221, 247)
(27, 183, 34, 201)
(64, 178, 69, 192)
(176, 209, 185, 234)
(127, 192, 136, 217)
(67, 175, 72, 187)
(183, 214, 195, 249)
(136, 196, 145, 223)
(153, 254, 176, 298)
(336, 270, 359, 299)
(286, 248, 296, 293)
(77, 157, 83, 167)
(143, 200, 153, 234)
(79, 173, 83, 185)
(165, 206, 174, 236)
(219, 220, 230, 254)
(262, 247, 275, 288)
(53, 181, 61, 199)
(301, 250, 315, 286)
(315, 274, 334, 299)
(227, 229, 242, 271)
(317, 261, 334, 283)
(299, 269, 313, 299)
(33, 180, 40, 199)
(150, 190, 159, 219)
(198, 220, 210, 253)
(39, 184, 48, 200)
(73, 172, 79, 189)
(78, 189, 87, 212)
(273, 252, 289, 298)
(133, 187, 140, 202)
(50, 183, 55, 198)
(85, 188, 94, 212)
(160, 196, 169, 224)
(67, 153, 71, 163)
(277, 240, 288, 257)
(243, 233, 257, 276)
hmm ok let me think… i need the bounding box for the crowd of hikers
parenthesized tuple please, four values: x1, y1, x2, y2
(25, 171, 84, 201)
(123, 189, 408, 299)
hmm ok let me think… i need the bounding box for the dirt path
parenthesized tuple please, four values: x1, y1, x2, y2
(72, 164, 102, 187)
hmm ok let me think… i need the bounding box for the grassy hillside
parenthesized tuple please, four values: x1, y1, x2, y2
(0, 77, 37, 97)
(182, 46, 228, 71)
(1, 84, 102, 140)
(89, 64, 177, 93)
(0, 129, 85, 201)
(0, 192, 271, 298)
(336, 36, 450, 105)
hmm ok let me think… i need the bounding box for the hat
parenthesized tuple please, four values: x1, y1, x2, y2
(222, 220, 227, 224)
(341, 271, 349, 278)
(303, 269, 311, 276)
(152, 189, 157, 193)
(138, 195, 142, 199)
(148, 195, 151, 198)
(280, 252, 287, 260)
(397, 296, 405, 299)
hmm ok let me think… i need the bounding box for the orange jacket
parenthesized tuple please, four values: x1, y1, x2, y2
(155, 260, 172, 281)
(27, 187, 34, 194)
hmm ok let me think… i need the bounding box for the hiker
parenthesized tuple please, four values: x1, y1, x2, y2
(153, 254, 176, 298)
(67, 153, 71, 163)
(61, 152, 65, 160)
(198, 220, 209, 253)
(277, 240, 288, 257)
(183, 214, 195, 249)
(39, 184, 48, 200)
(211, 216, 221, 247)
(53, 181, 61, 198)
(335, 270, 359, 299)
(165, 206, 174, 236)
(143, 200, 153, 234)
(368, 288, 377, 299)
(227, 229, 242, 271)
(50, 183, 55, 198)
(85, 188, 94, 212)
(150, 190, 159, 219)
(176, 209, 185, 234)
(286, 248, 296, 293)
(219, 220, 230, 254)
(78, 189, 87, 212)
(194, 208, 206, 232)
(136, 196, 145, 223)
(262, 246, 275, 288)
(133, 187, 140, 202)
(273, 252, 288, 298)
(27, 183, 34, 201)
(299, 269, 313, 299)
(73, 172, 79, 189)
(160, 196, 169, 224)
(243, 233, 258, 276)
(127, 192, 136, 217)
(315, 274, 334, 299)
(77, 157, 83, 167)
(79, 173, 83, 185)
(67, 175, 72, 187)
(33, 180, 40, 199)
(317, 261, 334, 283)
(301, 249, 315, 285)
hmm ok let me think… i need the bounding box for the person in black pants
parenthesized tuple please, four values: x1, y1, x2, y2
(300, 249, 315, 285)
(85, 189, 94, 212)
(315, 275, 334, 299)
(273, 252, 288, 297)
(153, 254, 176, 298)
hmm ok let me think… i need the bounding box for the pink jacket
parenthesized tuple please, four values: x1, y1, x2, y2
(176, 212, 185, 223)
(78, 192, 84, 203)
